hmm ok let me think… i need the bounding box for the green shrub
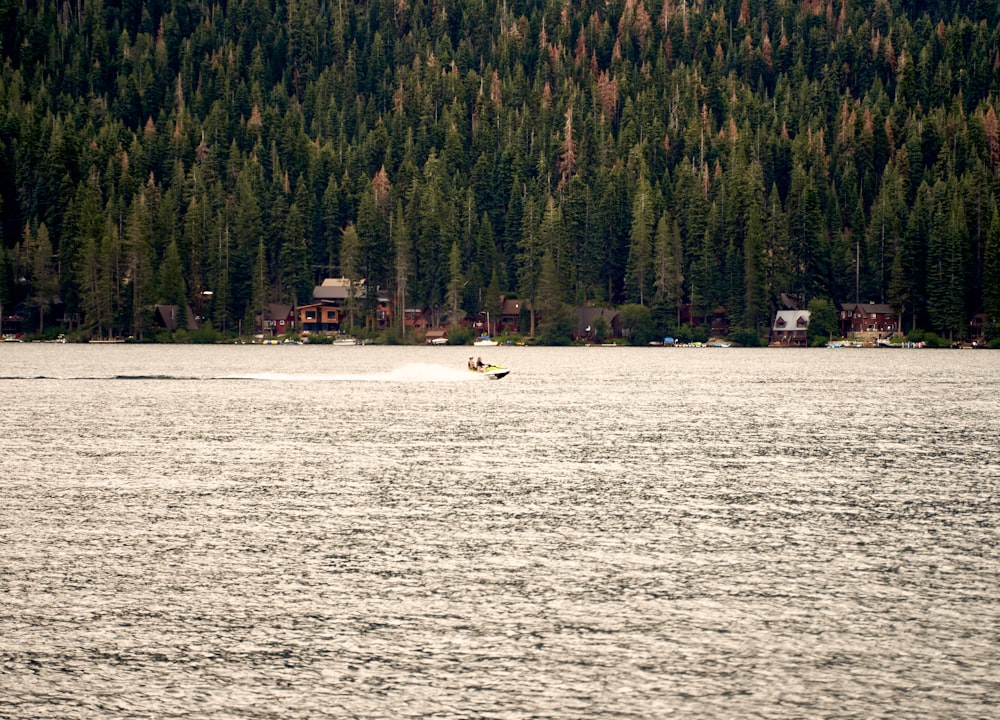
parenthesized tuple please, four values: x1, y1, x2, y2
(905, 328, 949, 348)
(447, 326, 475, 345)
(728, 327, 764, 347)
(190, 322, 221, 344)
(372, 327, 398, 344)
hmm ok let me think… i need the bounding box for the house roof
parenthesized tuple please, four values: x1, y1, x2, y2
(154, 304, 199, 331)
(840, 302, 893, 315)
(264, 303, 292, 321)
(773, 310, 810, 331)
(313, 277, 365, 300)
(576, 307, 619, 334)
(501, 298, 525, 315)
(779, 292, 803, 310)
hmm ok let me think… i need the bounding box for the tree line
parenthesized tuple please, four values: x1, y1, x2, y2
(1, 0, 999, 342)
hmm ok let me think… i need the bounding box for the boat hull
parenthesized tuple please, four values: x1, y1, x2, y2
(470, 365, 510, 379)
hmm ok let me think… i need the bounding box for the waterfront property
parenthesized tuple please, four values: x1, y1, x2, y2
(839, 302, 897, 340)
(771, 310, 811, 346)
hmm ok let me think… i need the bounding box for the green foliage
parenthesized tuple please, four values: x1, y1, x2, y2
(806, 297, 838, 343)
(984, 209, 1000, 324)
(376, 326, 405, 345)
(728, 327, 765, 348)
(618, 304, 655, 345)
(904, 328, 950, 349)
(447, 326, 474, 345)
(537, 304, 575, 345)
(592, 316, 609, 344)
(190, 322, 221, 344)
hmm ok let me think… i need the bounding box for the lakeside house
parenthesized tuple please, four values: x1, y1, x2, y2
(770, 310, 810, 346)
(295, 277, 393, 335)
(261, 303, 293, 337)
(499, 296, 528, 334)
(154, 304, 199, 332)
(839, 302, 896, 340)
(576, 307, 621, 341)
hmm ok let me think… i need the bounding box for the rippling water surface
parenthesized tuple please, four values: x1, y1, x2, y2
(1, 344, 998, 718)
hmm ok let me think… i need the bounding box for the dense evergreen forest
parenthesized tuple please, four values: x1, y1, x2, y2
(1, 0, 1000, 342)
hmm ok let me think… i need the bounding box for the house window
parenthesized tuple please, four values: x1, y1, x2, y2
(305, 310, 316, 320)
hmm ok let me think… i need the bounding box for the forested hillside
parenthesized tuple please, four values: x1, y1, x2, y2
(1, 0, 999, 341)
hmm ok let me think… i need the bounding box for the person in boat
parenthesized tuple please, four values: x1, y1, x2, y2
(468, 356, 475, 370)
(476, 356, 485, 370)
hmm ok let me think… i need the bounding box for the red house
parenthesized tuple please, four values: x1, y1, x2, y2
(261, 303, 293, 336)
(839, 302, 896, 338)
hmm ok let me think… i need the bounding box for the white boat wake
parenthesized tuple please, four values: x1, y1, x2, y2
(225, 363, 483, 383)
(5, 363, 502, 383)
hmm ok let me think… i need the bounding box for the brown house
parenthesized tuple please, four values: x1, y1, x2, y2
(310, 277, 393, 332)
(298, 302, 344, 334)
(499, 296, 528, 333)
(678, 304, 730, 334)
(839, 302, 896, 338)
(771, 310, 810, 346)
(576, 307, 621, 340)
(404, 308, 431, 332)
(154, 304, 199, 332)
(373, 296, 393, 330)
(968, 312, 986, 343)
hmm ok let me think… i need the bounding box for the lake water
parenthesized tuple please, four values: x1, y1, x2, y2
(1, 344, 997, 718)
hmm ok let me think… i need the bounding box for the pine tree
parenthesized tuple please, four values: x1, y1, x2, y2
(340, 223, 362, 331)
(982, 207, 1000, 326)
(446, 241, 464, 326)
(250, 237, 269, 334)
(392, 200, 410, 337)
(23, 222, 59, 334)
(743, 167, 767, 333)
(516, 194, 542, 335)
(535, 249, 574, 344)
(626, 174, 655, 305)
(653, 212, 683, 327)
(125, 189, 155, 340)
(280, 201, 312, 307)
(927, 182, 970, 340)
(158, 238, 187, 310)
